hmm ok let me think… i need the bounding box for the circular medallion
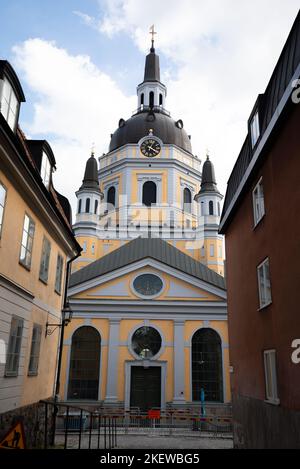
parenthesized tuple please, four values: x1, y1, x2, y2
(131, 326, 162, 359)
(133, 273, 163, 297)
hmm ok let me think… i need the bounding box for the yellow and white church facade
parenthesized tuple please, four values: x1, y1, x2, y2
(59, 39, 230, 411)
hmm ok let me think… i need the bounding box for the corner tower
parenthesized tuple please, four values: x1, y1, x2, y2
(195, 155, 224, 275)
(73, 151, 103, 271)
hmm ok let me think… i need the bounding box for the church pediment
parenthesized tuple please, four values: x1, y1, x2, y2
(69, 258, 225, 302)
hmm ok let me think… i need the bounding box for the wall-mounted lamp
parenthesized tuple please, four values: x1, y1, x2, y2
(45, 303, 73, 337)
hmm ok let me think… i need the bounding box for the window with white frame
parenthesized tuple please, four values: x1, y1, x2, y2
(252, 178, 265, 226)
(28, 324, 42, 376)
(5, 316, 23, 376)
(218, 245, 222, 258)
(0, 182, 7, 238)
(264, 350, 280, 404)
(41, 152, 51, 189)
(0, 77, 19, 130)
(257, 257, 272, 308)
(250, 111, 260, 148)
(39, 237, 51, 283)
(55, 254, 64, 294)
(19, 214, 35, 269)
(210, 244, 215, 257)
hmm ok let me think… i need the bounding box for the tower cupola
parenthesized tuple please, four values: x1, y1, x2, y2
(75, 151, 103, 220)
(137, 26, 167, 111)
(195, 154, 223, 217)
(199, 156, 221, 195)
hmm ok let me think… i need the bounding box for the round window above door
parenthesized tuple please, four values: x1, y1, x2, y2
(131, 326, 162, 359)
(132, 273, 163, 298)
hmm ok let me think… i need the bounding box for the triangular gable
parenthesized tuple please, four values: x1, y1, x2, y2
(70, 259, 226, 302)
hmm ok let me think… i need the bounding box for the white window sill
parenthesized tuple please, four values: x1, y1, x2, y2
(253, 213, 265, 230)
(258, 300, 272, 311)
(264, 398, 280, 406)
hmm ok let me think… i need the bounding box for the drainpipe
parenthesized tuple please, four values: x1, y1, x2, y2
(50, 251, 81, 445)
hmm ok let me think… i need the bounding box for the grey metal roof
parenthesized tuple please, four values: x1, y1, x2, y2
(69, 237, 226, 290)
(220, 11, 300, 232)
(109, 110, 193, 154)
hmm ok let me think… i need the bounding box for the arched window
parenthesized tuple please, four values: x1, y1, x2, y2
(68, 326, 101, 400)
(159, 93, 163, 106)
(107, 186, 116, 208)
(142, 181, 157, 206)
(78, 199, 82, 214)
(141, 93, 144, 106)
(200, 201, 204, 216)
(209, 200, 214, 215)
(94, 200, 98, 214)
(149, 91, 154, 108)
(192, 328, 223, 402)
(218, 202, 221, 216)
(183, 188, 192, 213)
(85, 198, 90, 213)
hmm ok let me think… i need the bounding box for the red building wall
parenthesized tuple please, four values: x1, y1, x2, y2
(225, 104, 300, 447)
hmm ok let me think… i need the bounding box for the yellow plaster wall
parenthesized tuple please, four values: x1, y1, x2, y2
(0, 170, 68, 311)
(0, 169, 75, 408)
(131, 170, 168, 204)
(60, 317, 231, 404)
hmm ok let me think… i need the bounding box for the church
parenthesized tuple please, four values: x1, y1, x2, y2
(59, 35, 230, 412)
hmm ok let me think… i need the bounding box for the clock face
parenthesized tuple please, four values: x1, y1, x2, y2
(140, 138, 161, 157)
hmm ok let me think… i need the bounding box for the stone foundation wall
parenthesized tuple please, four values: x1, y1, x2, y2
(233, 395, 300, 449)
(0, 400, 52, 448)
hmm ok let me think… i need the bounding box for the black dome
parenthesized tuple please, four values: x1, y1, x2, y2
(80, 155, 100, 191)
(199, 157, 220, 194)
(109, 111, 193, 154)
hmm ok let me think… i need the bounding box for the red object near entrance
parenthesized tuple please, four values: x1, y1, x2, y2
(148, 409, 160, 419)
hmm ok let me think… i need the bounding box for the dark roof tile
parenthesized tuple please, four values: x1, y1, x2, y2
(69, 237, 226, 291)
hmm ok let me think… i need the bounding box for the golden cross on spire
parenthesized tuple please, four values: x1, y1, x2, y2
(91, 142, 95, 156)
(149, 25, 157, 48)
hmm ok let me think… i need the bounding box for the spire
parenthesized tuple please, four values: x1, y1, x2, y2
(199, 154, 220, 194)
(79, 151, 100, 191)
(143, 25, 160, 82)
(149, 25, 157, 52)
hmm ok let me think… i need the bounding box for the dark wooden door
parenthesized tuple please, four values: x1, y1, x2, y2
(130, 367, 161, 411)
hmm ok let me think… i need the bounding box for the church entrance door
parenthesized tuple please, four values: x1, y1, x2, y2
(130, 366, 161, 411)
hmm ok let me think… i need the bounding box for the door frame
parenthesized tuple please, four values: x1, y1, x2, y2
(125, 360, 167, 411)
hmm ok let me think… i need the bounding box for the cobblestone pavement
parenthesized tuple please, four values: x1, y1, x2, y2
(55, 431, 233, 450)
(115, 434, 233, 449)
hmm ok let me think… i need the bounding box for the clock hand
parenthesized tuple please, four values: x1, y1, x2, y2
(148, 144, 159, 153)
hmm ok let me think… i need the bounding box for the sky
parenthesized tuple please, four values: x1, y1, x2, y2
(1, 0, 299, 213)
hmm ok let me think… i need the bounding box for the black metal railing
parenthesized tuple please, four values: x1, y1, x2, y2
(40, 400, 118, 450)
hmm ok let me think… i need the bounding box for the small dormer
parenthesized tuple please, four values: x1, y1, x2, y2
(0, 60, 25, 132)
(248, 94, 265, 150)
(26, 140, 56, 190)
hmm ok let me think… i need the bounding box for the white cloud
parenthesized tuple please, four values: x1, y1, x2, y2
(93, 0, 299, 194)
(12, 2, 300, 218)
(12, 38, 135, 211)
